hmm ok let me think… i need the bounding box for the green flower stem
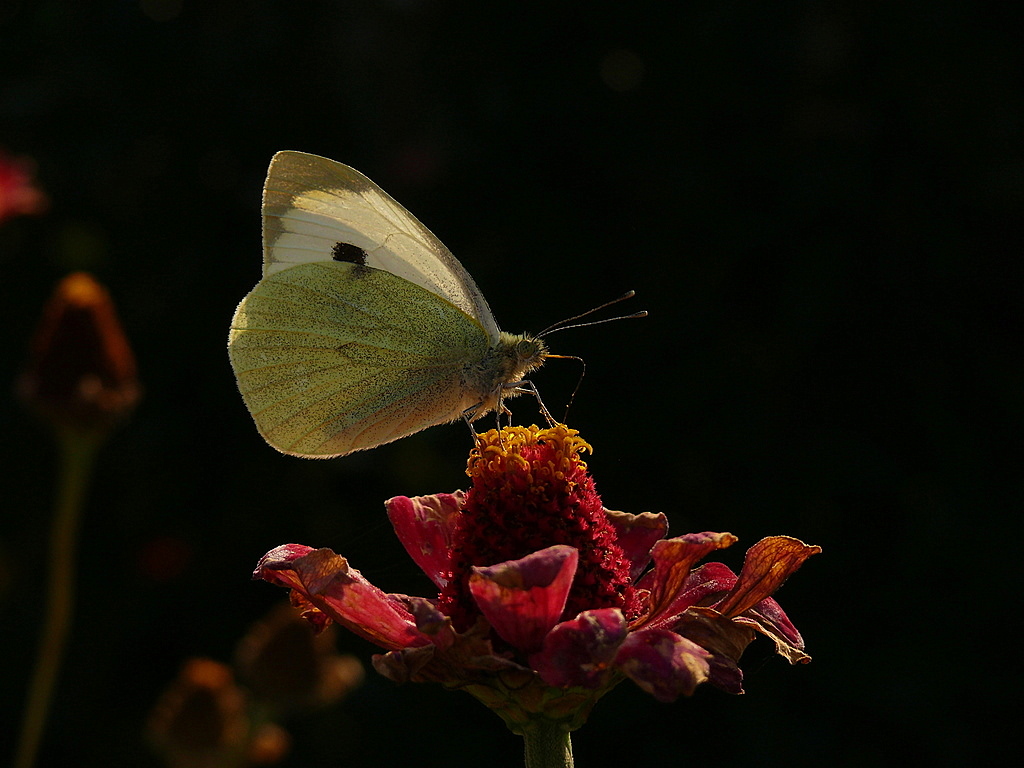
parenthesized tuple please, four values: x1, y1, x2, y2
(523, 720, 574, 768)
(14, 430, 100, 768)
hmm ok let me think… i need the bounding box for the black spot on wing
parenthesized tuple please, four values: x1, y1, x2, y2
(332, 242, 367, 265)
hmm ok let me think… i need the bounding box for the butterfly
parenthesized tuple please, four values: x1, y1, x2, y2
(228, 151, 548, 458)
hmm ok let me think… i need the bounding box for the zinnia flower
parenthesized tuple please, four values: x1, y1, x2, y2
(255, 425, 819, 740)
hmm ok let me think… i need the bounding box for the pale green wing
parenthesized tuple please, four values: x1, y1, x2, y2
(228, 261, 491, 458)
(261, 151, 501, 343)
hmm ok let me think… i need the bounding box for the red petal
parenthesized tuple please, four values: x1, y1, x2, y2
(634, 561, 737, 631)
(385, 492, 465, 589)
(468, 545, 578, 653)
(531, 608, 628, 689)
(604, 509, 668, 582)
(615, 628, 711, 701)
(254, 545, 430, 651)
(633, 532, 738, 629)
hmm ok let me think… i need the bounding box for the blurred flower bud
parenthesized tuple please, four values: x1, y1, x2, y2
(234, 602, 364, 716)
(18, 272, 139, 438)
(147, 658, 279, 768)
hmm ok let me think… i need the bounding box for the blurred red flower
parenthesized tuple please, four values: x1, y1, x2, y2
(0, 149, 48, 223)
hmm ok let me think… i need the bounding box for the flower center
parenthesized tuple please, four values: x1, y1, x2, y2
(437, 425, 637, 631)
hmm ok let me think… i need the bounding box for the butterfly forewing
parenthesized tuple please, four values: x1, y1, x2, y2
(261, 151, 499, 341)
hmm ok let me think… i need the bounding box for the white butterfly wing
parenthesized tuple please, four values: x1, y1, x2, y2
(229, 260, 493, 458)
(261, 150, 500, 342)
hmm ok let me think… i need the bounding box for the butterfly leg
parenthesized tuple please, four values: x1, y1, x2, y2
(502, 379, 557, 427)
(461, 380, 555, 450)
(460, 410, 489, 451)
(495, 391, 524, 448)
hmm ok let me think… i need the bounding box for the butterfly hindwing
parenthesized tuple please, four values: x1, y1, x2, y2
(229, 261, 491, 457)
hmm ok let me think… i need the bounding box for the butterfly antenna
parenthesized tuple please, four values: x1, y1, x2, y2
(538, 290, 648, 338)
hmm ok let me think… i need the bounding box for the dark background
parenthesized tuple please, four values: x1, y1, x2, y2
(1, 1, 1018, 766)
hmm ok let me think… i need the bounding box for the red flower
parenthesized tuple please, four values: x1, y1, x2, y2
(255, 425, 819, 733)
(0, 149, 48, 223)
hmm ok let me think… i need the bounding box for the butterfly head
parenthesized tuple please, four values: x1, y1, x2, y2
(505, 332, 548, 382)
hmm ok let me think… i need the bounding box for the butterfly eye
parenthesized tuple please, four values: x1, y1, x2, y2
(515, 338, 543, 360)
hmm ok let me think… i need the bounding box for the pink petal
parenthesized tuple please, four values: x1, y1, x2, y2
(254, 545, 430, 651)
(615, 628, 712, 701)
(468, 545, 578, 653)
(531, 608, 628, 689)
(604, 509, 668, 582)
(385, 492, 465, 589)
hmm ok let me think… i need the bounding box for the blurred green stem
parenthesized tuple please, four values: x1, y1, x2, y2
(523, 720, 574, 768)
(14, 431, 100, 768)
